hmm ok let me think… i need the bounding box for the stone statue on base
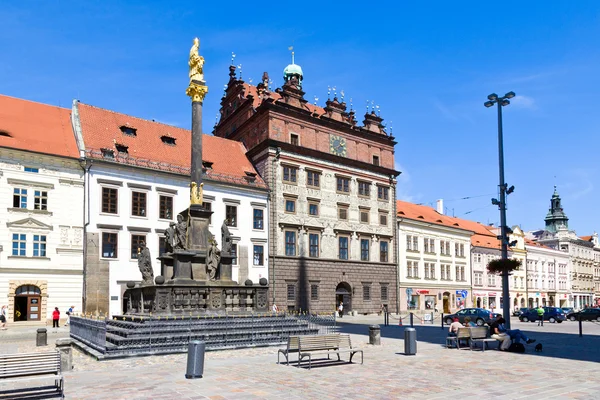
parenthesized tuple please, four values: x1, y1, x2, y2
(175, 214, 187, 250)
(221, 220, 232, 254)
(206, 238, 221, 281)
(164, 222, 176, 254)
(137, 242, 154, 285)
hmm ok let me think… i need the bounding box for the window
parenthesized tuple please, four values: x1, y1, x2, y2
(231, 243, 238, 265)
(311, 284, 319, 301)
(372, 155, 380, 166)
(358, 181, 370, 197)
(474, 253, 482, 263)
(120, 126, 137, 136)
(158, 195, 173, 220)
(429, 239, 435, 253)
(285, 231, 296, 256)
(380, 241, 389, 262)
(102, 232, 118, 258)
(336, 177, 350, 193)
(24, 167, 39, 173)
(287, 284, 295, 301)
(445, 242, 450, 256)
(159, 236, 167, 256)
(226, 205, 237, 227)
(290, 133, 299, 146)
(377, 186, 389, 200)
(285, 199, 296, 213)
(488, 274, 496, 286)
(413, 236, 418, 251)
(360, 210, 369, 223)
(381, 285, 388, 301)
(116, 144, 128, 155)
(406, 235, 413, 251)
(282, 166, 297, 183)
(309, 233, 319, 258)
(131, 192, 147, 217)
(457, 243, 465, 257)
(363, 284, 371, 301)
(161, 135, 176, 145)
(34, 190, 48, 210)
(13, 188, 27, 208)
(306, 171, 320, 188)
(407, 261, 419, 278)
(12, 234, 26, 256)
(33, 235, 47, 257)
(379, 213, 387, 226)
(424, 239, 429, 253)
(308, 202, 319, 216)
(441, 264, 451, 280)
(424, 262, 435, 279)
(202, 202, 212, 224)
(456, 265, 465, 281)
(339, 236, 349, 260)
(101, 187, 118, 214)
(253, 209, 264, 229)
(474, 272, 483, 286)
(253, 245, 264, 266)
(131, 235, 145, 259)
(360, 239, 370, 261)
(338, 206, 348, 220)
(455, 243, 459, 257)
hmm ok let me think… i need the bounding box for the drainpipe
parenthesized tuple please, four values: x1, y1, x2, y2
(391, 178, 399, 314)
(270, 147, 281, 306)
(525, 253, 529, 308)
(78, 159, 92, 313)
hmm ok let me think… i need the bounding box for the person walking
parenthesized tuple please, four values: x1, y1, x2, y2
(0, 305, 7, 330)
(65, 305, 74, 326)
(536, 305, 545, 326)
(52, 307, 60, 331)
(338, 302, 344, 318)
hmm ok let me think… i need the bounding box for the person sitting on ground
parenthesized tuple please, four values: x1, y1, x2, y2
(463, 316, 476, 327)
(498, 318, 536, 345)
(490, 315, 511, 351)
(448, 317, 462, 336)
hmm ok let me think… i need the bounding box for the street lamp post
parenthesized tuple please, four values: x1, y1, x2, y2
(484, 91, 515, 329)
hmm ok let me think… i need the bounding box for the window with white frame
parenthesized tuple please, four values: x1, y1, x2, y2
(488, 274, 496, 286)
(253, 245, 264, 266)
(474, 272, 483, 286)
(102, 232, 118, 258)
(159, 195, 173, 220)
(474, 253, 482, 263)
(13, 188, 27, 209)
(338, 236, 349, 260)
(33, 235, 47, 257)
(360, 239, 370, 261)
(231, 243, 238, 265)
(34, 190, 48, 210)
(253, 208, 264, 229)
(12, 233, 26, 256)
(131, 191, 147, 217)
(225, 205, 237, 227)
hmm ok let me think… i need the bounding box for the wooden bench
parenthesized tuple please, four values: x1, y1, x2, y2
(277, 336, 300, 365)
(296, 334, 363, 369)
(0, 351, 64, 399)
(469, 327, 497, 351)
(446, 327, 471, 349)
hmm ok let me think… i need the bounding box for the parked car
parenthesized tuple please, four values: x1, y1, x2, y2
(519, 307, 566, 323)
(566, 308, 600, 322)
(561, 307, 574, 315)
(512, 307, 529, 317)
(444, 308, 498, 326)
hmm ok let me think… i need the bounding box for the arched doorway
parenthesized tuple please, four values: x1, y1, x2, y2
(335, 282, 352, 315)
(476, 297, 481, 308)
(443, 291, 451, 313)
(14, 285, 41, 321)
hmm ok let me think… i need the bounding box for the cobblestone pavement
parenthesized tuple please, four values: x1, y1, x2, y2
(1, 316, 599, 399)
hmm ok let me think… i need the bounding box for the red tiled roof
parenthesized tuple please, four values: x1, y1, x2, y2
(0, 94, 79, 159)
(471, 233, 502, 250)
(524, 238, 553, 249)
(240, 82, 326, 116)
(396, 201, 472, 232)
(77, 102, 267, 189)
(580, 235, 592, 241)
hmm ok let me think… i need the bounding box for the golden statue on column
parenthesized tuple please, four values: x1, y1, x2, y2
(186, 38, 208, 102)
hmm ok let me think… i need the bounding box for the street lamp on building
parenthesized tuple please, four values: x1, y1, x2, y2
(485, 91, 515, 328)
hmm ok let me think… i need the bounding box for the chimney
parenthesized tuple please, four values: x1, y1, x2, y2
(436, 199, 444, 214)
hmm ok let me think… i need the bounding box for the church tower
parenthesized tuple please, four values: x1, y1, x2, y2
(544, 186, 569, 233)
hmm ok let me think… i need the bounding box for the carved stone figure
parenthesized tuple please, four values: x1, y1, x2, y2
(221, 220, 232, 254)
(206, 238, 221, 281)
(175, 214, 187, 250)
(164, 222, 176, 254)
(137, 242, 154, 285)
(188, 38, 205, 83)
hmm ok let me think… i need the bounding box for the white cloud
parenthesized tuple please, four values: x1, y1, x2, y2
(510, 95, 536, 110)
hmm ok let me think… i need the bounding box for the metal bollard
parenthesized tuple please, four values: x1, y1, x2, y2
(410, 312, 414, 327)
(404, 327, 417, 355)
(369, 324, 381, 345)
(36, 328, 47, 347)
(185, 340, 205, 379)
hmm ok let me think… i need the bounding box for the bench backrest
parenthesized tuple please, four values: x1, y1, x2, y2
(469, 327, 489, 340)
(298, 334, 347, 352)
(456, 328, 471, 339)
(0, 351, 61, 379)
(286, 335, 300, 351)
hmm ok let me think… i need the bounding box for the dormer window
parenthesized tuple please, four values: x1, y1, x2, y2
(24, 167, 39, 173)
(120, 126, 137, 136)
(244, 171, 257, 182)
(0, 130, 11, 138)
(161, 135, 176, 145)
(115, 144, 129, 154)
(202, 161, 213, 170)
(101, 148, 115, 159)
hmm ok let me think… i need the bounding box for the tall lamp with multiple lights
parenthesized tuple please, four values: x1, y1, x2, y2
(484, 91, 515, 329)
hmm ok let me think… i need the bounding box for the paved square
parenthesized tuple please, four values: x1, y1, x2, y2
(1, 316, 599, 399)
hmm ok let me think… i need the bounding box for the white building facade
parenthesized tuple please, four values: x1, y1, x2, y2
(525, 240, 571, 308)
(0, 96, 84, 324)
(397, 201, 473, 313)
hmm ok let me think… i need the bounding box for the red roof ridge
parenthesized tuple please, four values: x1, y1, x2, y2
(0, 93, 70, 111)
(77, 101, 187, 131)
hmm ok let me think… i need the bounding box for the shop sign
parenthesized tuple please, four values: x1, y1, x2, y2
(488, 292, 497, 296)
(416, 290, 429, 295)
(473, 291, 486, 296)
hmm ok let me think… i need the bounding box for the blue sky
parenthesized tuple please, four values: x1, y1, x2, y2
(2, 2, 599, 234)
